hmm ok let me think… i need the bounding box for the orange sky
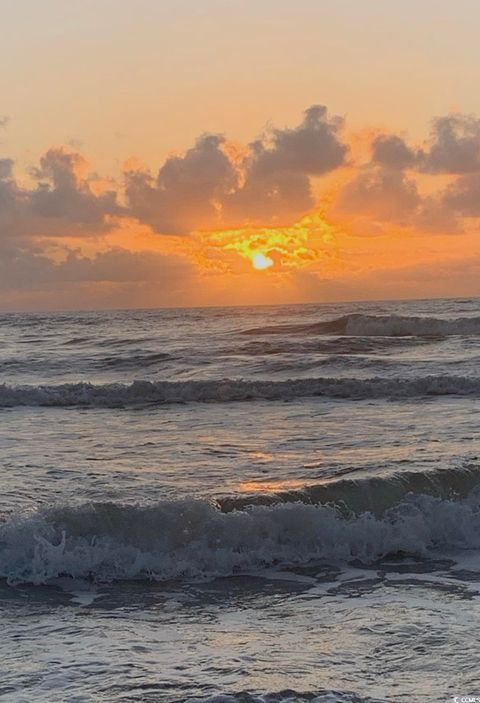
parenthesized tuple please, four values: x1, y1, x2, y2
(1, 1, 480, 310)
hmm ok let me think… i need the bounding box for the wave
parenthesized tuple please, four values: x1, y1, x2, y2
(97, 351, 172, 369)
(186, 691, 388, 703)
(2, 467, 480, 584)
(233, 335, 430, 356)
(218, 464, 480, 515)
(241, 313, 480, 338)
(0, 375, 479, 407)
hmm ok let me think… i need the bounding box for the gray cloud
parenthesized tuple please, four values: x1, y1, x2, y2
(336, 166, 420, 222)
(29, 147, 120, 228)
(0, 246, 194, 290)
(224, 170, 314, 226)
(442, 173, 480, 216)
(223, 105, 348, 226)
(125, 134, 237, 234)
(371, 134, 416, 170)
(0, 158, 13, 179)
(0, 147, 121, 241)
(337, 163, 460, 234)
(125, 106, 348, 232)
(420, 114, 480, 174)
(3, 105, 480, 257)
(248, 105, 348, 177)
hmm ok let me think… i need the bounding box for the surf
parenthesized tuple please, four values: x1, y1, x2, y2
(0, 375, 479, 407)
(241, 313, 480, 338)
(2, 465, 480, 585)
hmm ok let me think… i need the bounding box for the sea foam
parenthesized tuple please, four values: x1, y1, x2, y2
(0, 375, 479, 407)
(2, 481, 480, 584)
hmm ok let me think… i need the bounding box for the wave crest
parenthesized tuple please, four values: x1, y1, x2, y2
(241, 313, 480, 337)
(2, 478, 480, 584)
(219, 465, 480, 515)
(0, 375, 479, 407)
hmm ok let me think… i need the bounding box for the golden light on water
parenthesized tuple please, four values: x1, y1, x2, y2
(252, 252, 274, 270)
(239, 479, 306, 492)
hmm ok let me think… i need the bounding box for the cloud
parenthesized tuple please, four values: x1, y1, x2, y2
(248, 105, 348, 177)
(125, 106, 348, 233)
(0, 147, 121, 241)
(0, 158, 13, 179)
(223, 105, 348, 227)
(29, 147, 121, 228)
(223, 169, 314, 226)
(0, 245, 197, 311)
(420, 114, 480, 173)
(125, 134, 237, 234)
(335, 127, 464, 233)
(3, 104, 480, 310)
(442, 173, 480, 216)
(336, 166, 420, 222)
(5, 107, 480, 246)
(0, 246, 194, 290)
(371, 134, 416, 169)
(0, 116, 8, 129)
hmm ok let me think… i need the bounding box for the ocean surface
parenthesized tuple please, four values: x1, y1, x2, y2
(1, 297, 480, 702)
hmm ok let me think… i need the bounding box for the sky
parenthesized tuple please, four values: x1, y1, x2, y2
(1, 0, 480, 310)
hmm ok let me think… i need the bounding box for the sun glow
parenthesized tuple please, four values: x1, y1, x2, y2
(201, 214, 338, 274)
(252, 252, 274, 270)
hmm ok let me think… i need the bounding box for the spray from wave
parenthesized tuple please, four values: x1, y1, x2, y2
(2, 466, 480, 585)
(0, 375, 479, 407)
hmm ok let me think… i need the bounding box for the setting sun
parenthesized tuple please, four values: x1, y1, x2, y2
(252, 253, 274, 270)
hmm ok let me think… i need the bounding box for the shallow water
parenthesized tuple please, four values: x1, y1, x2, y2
(1, 297, 480, 701)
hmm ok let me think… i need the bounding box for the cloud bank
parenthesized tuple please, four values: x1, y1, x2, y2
(1, 105, 480, 309)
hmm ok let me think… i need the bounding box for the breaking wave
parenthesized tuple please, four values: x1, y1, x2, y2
(241, 313, 480, 337)
(2, 466, 480, 584)
(186, 691, 388, 703)
(0, 375, 479, 407)
(218, 464, 480, 514)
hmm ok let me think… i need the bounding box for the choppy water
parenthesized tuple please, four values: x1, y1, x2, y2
(1, 297, 480, 702)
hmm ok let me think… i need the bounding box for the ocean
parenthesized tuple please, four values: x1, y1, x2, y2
(1, 297, 480, 702)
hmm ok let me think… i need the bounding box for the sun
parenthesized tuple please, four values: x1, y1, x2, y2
(252, 252, 274, 270)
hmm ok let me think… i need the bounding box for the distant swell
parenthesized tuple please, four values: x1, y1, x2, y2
(219, 464, 480, 515)
(2, 467, 480, 584)
(0, 375, 480, 407)
(241, 313, 480, 337)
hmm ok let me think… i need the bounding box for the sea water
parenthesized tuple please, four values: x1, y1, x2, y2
(1, 297, 480, 702)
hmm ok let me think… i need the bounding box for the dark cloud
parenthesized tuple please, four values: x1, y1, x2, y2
(0, 159, 30, 240)
(125, 134, 237, 234)
(223, 105, 348, 226)
(442, 173, 480, 216)
(0, 158, 13, 179)
(29, 147, 120, 228)
(248, 105, 348, 177)
(420, 114, 480, 174)
(337, 163, 460, 234)
(335, 123, 475, 233)
(0, 147, 121, 240)
(125, 106, 348, 232)
(0, 246, 193, 290)
(224, 170, 314, 226)
(371, 134, 416, 170)
(3, 103, 480, 272)
(336, 166, 420, 222)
